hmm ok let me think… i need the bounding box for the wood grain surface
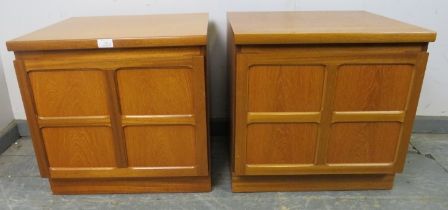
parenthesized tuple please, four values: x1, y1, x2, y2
(229, 15, 431, 191)
(125, 126, 196, 167)
(334, 64, 413, 111)
(7, 13, 208, 51)
(51, 176, 211, 194)
(11, 27, 210, 193)
(42, 127, 116, 167)
(248, 65, 324, 112)
(246, 124, 318, 164)
(232, 174, 394, 192)
(29, 70, 109, 116)
(327, 122, 401, 163)
(117, 68, 194, 115)
(228, 11, 436, 44)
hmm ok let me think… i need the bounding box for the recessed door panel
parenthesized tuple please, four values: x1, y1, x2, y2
(248, 65, 325, 112)
(327, 122, 401, 164)
(125, 125, 196, 167)
(246, 124, 318, 164)
(334, 65, 413, 111)
(29, 70, 109, 116)
(117, 68, 194, 115)
(42, 127, 116, 167)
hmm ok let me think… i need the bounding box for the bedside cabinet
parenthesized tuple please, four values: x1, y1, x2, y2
(7, 14, 210, 194)
(228, 11, 436, 192)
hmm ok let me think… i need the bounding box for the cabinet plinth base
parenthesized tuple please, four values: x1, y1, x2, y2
(232, 174, 394, 192)
(50, 176, 211, 194)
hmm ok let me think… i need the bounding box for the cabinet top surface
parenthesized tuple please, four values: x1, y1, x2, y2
(7, 13, 208, 51)
(228, 11, 436, 45)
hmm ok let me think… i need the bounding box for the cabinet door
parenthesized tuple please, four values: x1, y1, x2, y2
(233, 49, 428, 176)
(116, 61, 208, 176)
(19, 52, 208, 179)
(245, 65, 324, 165)
(28, 70, 117, 169)
(328, 64, 413, 165)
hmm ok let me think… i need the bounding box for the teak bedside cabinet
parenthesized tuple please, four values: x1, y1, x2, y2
(228, 11, 436, 192)
(7, 14, 210, 194)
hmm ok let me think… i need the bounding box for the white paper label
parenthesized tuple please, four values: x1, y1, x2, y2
(97, 39, 114, 48)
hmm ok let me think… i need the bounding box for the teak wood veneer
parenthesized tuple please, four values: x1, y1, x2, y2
(7, 14, 211, 194)
(228, 11, 436, 192)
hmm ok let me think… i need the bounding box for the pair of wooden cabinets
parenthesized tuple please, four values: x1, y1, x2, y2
(7, 12, 435, 194)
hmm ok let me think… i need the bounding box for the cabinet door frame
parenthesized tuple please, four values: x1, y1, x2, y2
(233, 49, 428, 176)
(17, 52, 208, 179)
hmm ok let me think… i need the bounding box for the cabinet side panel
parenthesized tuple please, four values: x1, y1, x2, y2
(395, 53, 429, 172)
(191, 55, 209, 176)
(13, 60, 50, 177)
(228, 24, 237, 173)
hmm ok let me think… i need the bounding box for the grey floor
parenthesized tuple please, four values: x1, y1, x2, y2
(0, 135, 448, 210)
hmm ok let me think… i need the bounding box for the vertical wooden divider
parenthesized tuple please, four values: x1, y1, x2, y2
(105, 70, 128, 168)
(314, 64, 338, 165)
(234, 54, 249, 175)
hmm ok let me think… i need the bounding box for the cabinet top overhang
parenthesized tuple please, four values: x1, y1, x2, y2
(7, 13, 208, 52)
(228, 11, 436, 45)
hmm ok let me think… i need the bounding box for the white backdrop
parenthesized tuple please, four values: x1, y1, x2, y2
(0, 52, 14, 129)
(0, 0, 446, 120)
